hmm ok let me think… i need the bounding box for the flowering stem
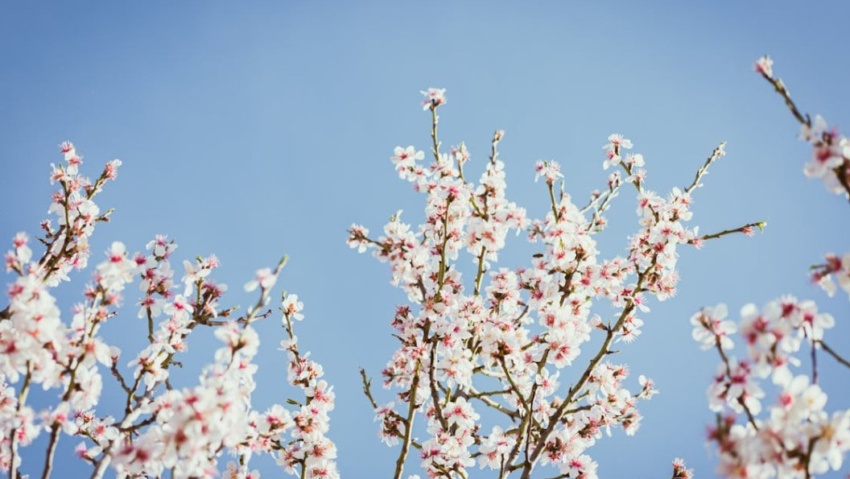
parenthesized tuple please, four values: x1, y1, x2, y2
(473, 247, 487, 296)
(41, 424, 60, 479)
(467, 386, 516, 417)
(758, 66, 850, 199)
(437, 202, 451, 290)
(108, 360, 135, 411)
(520, 268, 652, 478)
(547, 182, 560, 221)
(430, 106, 441, 164)
(757, 69, 809, 127)
(619, 158, 643, 193)
(393, 360, 422, 479)
(428, 341, 448, 431)
(585, 182, 621, 233)
(685, 142, 727, 195)
(38, 181, 73, 282)
(9, 365, 32, 479)
(699, 222, 766, 242)
(711, 327, 760, 431)
(498, 356, 528, 407)
(123, 374, 143, 414)
(359, 368, 379, 409)
(146, 308, 155, 343)
(42, 343, 89, 479)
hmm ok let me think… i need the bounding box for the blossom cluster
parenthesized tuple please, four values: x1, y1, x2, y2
(350, 89, 753, 478)
(692, 300, 848, 478)
(811, 252, 850, 300)
(687, 57, 850, 479)
(1, 145, 337, 479)
(755, 55, 850, 200)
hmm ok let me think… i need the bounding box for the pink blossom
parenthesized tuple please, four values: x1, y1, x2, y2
(391, 146, 425, 179)
(691, 304, 736, 351)
(282, 294, 305, 321)
(754, 55, 773, 78)
(534, 160, 563, 184)
(244, 267, 276, 292)
(420, 87, 446, 110)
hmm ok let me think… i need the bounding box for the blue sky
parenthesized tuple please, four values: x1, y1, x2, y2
(2, 2, 850, 477)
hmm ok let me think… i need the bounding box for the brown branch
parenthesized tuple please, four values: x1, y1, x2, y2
(818, 340, 850, 369)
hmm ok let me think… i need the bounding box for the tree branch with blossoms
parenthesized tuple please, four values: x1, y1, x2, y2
(688, 56, 850, 479)
(1, 145, 338, 479)
(350, 88, 760, 479)
(755, 56, 850, 200)
(691, 300, 843, 478)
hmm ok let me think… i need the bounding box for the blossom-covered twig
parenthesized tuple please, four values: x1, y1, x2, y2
(1, 145, 337, 479)
(755, 56, 850, 200)
(351, 89, 759, 478)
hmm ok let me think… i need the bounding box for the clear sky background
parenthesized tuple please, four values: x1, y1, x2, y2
(2, 2, 849, 478)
